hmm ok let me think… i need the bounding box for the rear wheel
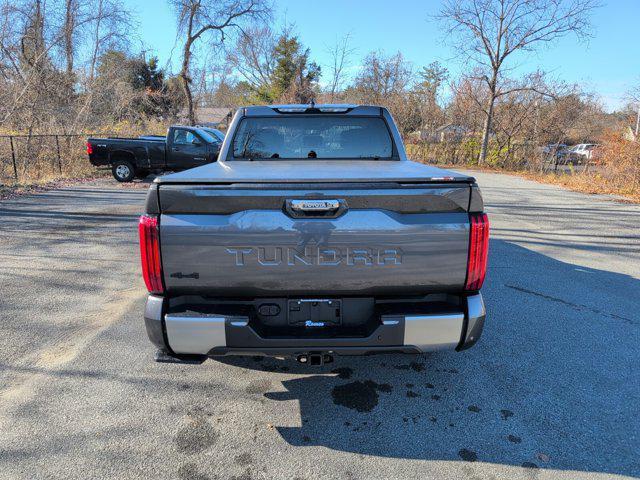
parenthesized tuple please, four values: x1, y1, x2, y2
(112, 160, 135, 182)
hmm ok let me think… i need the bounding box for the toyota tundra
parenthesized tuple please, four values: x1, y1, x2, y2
(139, 104, 489, 365)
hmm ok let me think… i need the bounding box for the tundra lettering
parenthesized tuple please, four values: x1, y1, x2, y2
(225, 246, 403, 266)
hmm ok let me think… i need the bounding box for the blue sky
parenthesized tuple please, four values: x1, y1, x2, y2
(125, 0, 639, 111)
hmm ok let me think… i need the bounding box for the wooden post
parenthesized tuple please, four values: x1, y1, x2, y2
(55, 135, 62, 174)
(9, 136, 18, 181)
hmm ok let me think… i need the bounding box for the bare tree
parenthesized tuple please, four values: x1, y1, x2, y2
(171, 0, 269, 125)
(62, 0, 78, 76)
(626, 82, 640, 139)
(346, 51, 420, 134)
(88, 0, 132, 83)
(0, 0, 133, 127)
(0, 3, 25, 81)
(350, 51, 413, 103)
(438, 0, 600, 164)
(326, 33, 354, 102)
(448, 72, 490, 134)
(226, 25, 276, 92)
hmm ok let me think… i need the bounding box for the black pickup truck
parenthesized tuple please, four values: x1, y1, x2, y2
(87, 126, 224, 182)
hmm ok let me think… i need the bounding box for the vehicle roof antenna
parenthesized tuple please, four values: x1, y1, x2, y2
(310, 99, 316, 109)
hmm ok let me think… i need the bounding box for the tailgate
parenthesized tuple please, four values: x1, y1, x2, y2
(158, 183, 472, 296)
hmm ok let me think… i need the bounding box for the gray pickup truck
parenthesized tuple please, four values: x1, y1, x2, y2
(139, 104, 489, 366)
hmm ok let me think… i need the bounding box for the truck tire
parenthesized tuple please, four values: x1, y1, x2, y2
(112, 160, 135, 182)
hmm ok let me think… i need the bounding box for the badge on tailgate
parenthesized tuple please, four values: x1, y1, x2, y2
(285, 199, 347, 218)
(290, 199, 340, 211)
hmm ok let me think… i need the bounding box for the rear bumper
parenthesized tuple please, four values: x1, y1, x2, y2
(144, 293, 486, 357)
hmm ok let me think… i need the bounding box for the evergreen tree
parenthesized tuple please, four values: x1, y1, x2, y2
(268, 32, 320, 103)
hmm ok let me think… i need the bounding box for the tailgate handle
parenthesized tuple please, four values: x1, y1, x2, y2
(285, 199, 347, 218)
(290, 199, 340, 212)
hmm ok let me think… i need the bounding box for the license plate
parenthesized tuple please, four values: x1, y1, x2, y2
(288, 299, 342, 327)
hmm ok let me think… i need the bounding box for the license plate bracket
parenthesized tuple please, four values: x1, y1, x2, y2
(288, 299, 342, 327)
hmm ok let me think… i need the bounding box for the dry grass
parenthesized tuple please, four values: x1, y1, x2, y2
(441, 164, 640, 204)
(409, 133, 640, 204)
(519, 171, 640, 203)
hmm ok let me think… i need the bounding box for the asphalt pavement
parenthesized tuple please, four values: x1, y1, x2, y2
(0, 172, 638, 480)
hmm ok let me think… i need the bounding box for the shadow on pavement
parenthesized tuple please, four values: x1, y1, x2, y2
(216, 239, 640, 477)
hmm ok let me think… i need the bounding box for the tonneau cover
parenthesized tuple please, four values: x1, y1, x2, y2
(154, 160, 474, 184)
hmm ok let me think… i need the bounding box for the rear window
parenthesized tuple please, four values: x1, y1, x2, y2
(232, 116, 394, 160)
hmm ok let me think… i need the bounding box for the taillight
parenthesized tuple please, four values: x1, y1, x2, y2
(86, 142, 94, 155)
(465, 213, 489, 291)
(139, 215, 164, 294)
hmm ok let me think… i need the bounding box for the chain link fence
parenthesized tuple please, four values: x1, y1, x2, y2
(405, 141, 597, 174)
(0, 133, 113, 183)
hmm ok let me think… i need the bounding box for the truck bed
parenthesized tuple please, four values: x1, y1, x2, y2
(87, 137, 166, 168)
